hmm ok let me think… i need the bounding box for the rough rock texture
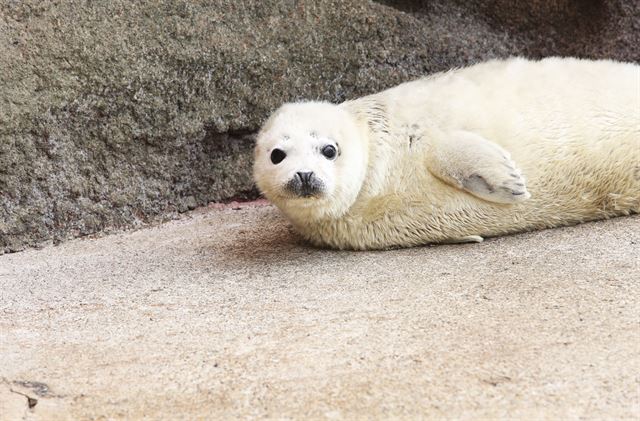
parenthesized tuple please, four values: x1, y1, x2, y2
(1, 0, 639, 253)
(0, 206, 639, 419)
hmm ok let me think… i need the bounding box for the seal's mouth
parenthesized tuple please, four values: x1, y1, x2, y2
(284, 171, 325, 198)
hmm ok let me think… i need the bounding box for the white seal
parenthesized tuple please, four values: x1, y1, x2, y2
(253, 57, 640, 250)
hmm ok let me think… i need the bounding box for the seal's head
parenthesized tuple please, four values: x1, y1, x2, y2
(254, 101, 368, 220)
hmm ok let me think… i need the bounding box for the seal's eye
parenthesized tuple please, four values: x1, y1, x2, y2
(321, 145, 337, 160)
(271, 148, 286, 165)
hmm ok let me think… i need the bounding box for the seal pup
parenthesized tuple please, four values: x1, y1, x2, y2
(253, 57, 640, 250)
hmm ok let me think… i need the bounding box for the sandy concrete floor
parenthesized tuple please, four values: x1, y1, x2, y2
(1, 204, 639, 420)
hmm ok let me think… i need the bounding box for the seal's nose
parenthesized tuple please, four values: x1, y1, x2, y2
(296, 171, 314, 184)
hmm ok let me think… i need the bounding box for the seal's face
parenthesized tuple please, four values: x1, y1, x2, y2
(254, 102, 368, 220)
(265, 132, 338, 200)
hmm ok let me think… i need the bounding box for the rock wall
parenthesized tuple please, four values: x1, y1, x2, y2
(1, 0, 638, 253)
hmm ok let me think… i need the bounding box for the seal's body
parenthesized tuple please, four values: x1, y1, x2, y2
(253, 57, 640, 250)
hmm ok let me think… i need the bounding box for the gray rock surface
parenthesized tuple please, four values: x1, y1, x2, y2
(1, 0, 639, 253)
(1, 205, 638, 419)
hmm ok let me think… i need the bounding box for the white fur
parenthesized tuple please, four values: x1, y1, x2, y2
(254, 57, 640, 250)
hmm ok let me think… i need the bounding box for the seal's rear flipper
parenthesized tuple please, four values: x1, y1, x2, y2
(426, 130, 531, 204)
(444, 235, 484, 244)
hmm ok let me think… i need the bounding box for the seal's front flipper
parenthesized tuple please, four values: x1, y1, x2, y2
(426, 130, 531, 204)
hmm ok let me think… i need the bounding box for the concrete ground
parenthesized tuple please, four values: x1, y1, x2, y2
(1, 203, 638, 420)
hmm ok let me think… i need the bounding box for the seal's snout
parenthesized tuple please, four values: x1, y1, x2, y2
(296, 171, 314, 184)
(287, 171, 323, 197)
